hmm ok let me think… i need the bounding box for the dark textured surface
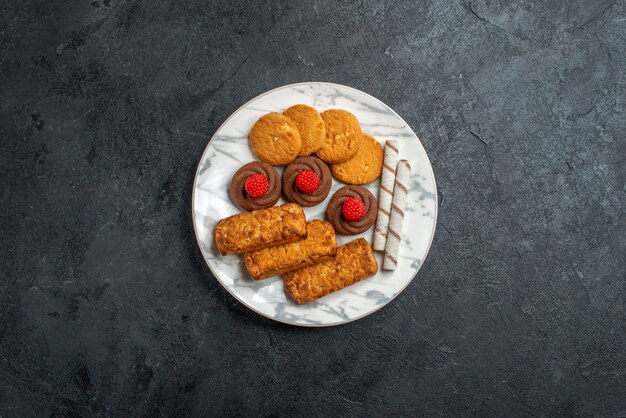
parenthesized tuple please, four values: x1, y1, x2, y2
(1, 0, 625, 416)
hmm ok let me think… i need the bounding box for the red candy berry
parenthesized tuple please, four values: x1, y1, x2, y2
(295, 170, 321, 194)
(341, 197, 366, 221)
(244, 174, 269, 198)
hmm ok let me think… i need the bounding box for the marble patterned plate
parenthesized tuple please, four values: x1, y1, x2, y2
(192, 82, 437, 326)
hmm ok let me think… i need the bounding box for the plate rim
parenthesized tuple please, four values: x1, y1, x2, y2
(191, 81, 438, 327)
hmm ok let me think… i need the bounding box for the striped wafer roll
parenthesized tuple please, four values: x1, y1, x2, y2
(372, 140, 400, 251)
(383, 160, 411, 270)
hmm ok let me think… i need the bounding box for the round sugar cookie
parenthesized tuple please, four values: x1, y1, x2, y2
(315, 109, 362, 164)
(283, 104, 325, 156)
(249, 113, 302, 165)
(331, 133, 383, 185)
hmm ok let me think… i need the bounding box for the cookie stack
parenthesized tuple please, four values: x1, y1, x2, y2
(249, 105, 384, 186)
(245, 105, 385, 235)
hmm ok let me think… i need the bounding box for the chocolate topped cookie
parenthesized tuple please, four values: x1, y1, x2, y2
(282, 156, 332, 207)
(229, 161, 281, 211)
(326, 186, 378, 235)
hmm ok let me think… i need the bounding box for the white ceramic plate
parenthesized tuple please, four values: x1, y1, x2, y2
(192, 82, 437, 326)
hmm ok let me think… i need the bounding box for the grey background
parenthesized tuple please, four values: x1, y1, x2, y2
(1, 0, 625, 416)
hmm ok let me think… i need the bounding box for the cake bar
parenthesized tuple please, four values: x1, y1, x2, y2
(214, 203, 306, 255)
(244, 220, 337, 279)
(284, 238, 378, 304)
